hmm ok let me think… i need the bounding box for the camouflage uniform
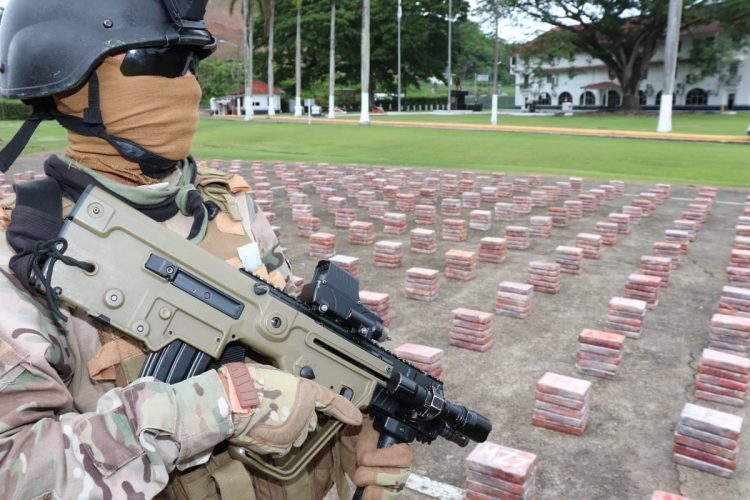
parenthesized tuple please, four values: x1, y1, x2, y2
(0, 157, 298, 499)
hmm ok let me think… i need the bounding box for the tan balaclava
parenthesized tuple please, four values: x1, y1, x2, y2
(54, 55, 202, 185)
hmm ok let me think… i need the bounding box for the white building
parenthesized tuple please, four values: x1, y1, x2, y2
(511, 24, 750, 111)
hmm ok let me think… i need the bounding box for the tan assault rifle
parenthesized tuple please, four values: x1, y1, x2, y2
(46, 186, 491, 483)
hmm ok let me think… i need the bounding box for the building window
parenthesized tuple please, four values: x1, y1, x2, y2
(639, 90, 647, 106)
(537, 93, 552, 105)
(546, 74, 555, 84)
(642, 67, 649, 79)
(686, 88, 708, 105)
(606, 90, 621, 108)
(579, 91, 595, 106)
(655, 91, 662, 106)
(729, 62, 739, 77)
(523, 74, 530, 88)
(558, 92, 573, 104)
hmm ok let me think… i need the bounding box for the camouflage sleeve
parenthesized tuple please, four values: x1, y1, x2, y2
(0, 269, 234, 498)
(245, 193, 296, 295)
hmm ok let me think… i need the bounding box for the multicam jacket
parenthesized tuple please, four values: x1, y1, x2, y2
(0, 157, 296, 499)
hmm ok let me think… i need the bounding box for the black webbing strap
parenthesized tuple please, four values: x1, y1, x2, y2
(6, 178, 64, 291)
(0, 100, 54, 173)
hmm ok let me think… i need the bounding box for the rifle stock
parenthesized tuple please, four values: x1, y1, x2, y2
(48, 186, 491, 481)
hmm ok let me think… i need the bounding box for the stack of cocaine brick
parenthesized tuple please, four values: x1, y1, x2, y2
(598, 185, 615, 201)
(505, 226, 530, 250)
(579, 193, 597, 212)
(556, 181, 572, 197)
(564, 200, 583, 219)
(673, 402, 742, 478)
(463, 192, 481, 210)
(288, 190, 308, 207)
(414, 204, 436, 225)
(727, 265, 750, 289)
(631, 197, 654, 217)
(359, 291, 391, 327)
(528, 261, 561, 294)
(549, 206, 569, 227)
(479, 237, 507, 264)
(328, 255, 360, 278)
(543, 185, 560, 203)
(569, 177, 583, 192)
(651, 491, 690, 500)
(532, 372, 591, 436)
(709, 314, 750, 356)
(494, 202, 515, 221)
(608, 213, 631, 235)
(292, 204, 313, 222)
(606, 297, 647, 339)
(529, 174, 542, 188)
(464, 442, 538, 500)
(695, 348, 749, 407)
(469, 210, 492, 231)
(674, 219, 698, 241)
(575, 328, 625, 379)
(326, 196, 347, 215)
(530, 190, 547, 207)
(382, 185, 399, 202)
(625, 273, 662, 310)
(719, 286, 750, 317)
(730, 249, 750, 269)
(480, 186, 499, 204)
(655, 182, 672, 199)
(410, 228, 437, 254)
(495, 282, 533, 318)
(383, 212, 407, 235)
(348, 221, 375, 246)
(665, 230, 691, 255)
(394, 343, 443, 378)
(513, 178, 530, 194)
(640, 256, 672, 287)
(576, 233, 603, 259)
(419, 187, 438, 205)
(296, 216, 321, 237)
(404, 268, 440, 302)
(440, 198, 462, 216)
(445, 249, 477, 281)
(654, 241, 682, 269)
(610, 180, 625, 196)
(395, 193, 416, 213)
(497, 182, 513, 197)
(737, 224, 750, 239)
(737, 235, 750, 250)
(589, 188, 606, 207)
(530, 216, 552, 238)
(440, 182, 459, 200)
(334, 208, 358, 229)
(368, 201, 388, 220)
(309, 232, 336, 259)
(640, 192, 658, 210)
(555, 246, 583, 275)
(622, 205, 643, 225)
(682, 207, 707, 230)
(491, 172, 506, 184)
(595, 221, 618, 246)
(356, 190, 376, 208)
(442, 218, 468, 242)
(373, 240, 404, 268)
(449, 308, 494, 351)
(513, 196, 533, 214)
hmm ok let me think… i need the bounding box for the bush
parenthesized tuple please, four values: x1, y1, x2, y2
(0, 99, 31, 120)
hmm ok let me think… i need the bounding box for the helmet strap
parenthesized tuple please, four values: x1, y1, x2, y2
(0, 100, 53, 173)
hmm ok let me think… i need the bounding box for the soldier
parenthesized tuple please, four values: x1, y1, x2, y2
(0, 1, 412, 499)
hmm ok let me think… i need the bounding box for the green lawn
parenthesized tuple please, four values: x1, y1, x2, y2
(2, 118, 748, 187)
(336, 110, 750, 137)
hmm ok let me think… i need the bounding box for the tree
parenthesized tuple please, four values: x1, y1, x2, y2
(508, 0, 750, 111)
(328, 1, 337, 118)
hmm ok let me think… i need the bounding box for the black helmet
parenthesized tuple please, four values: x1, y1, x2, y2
(0, 0, 216, 174)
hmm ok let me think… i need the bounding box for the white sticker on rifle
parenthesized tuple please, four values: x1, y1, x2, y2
(238, 242, 262, 272)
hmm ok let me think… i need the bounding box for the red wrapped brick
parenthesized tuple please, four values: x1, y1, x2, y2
(328, 254, 360, 279)
(496, 281, 534, 319)
(606, 297, 647, 339)
(576, 233, 602, 259)
(533, 372, 591, 435)
(641, 255, 672, 287)
(469, 210, 493, 231)
(404, 267, 440, 302)
(442, 218, 468, 242)
(506, 226, 530, 250)
(673, 403, 742, 477)
(529, 216, 552, 238)
(309, 232, 336, 259)
(445, 249, 477, 281)
(383, 212, 407, 235)
(450, 308, 494, 351)
(373, 240, 404, 268)
(528, 261, 561, 294)
(479, 237, 507, 264)
(719, 286, 750, 317)
(394, 343, 443, 378)
(624, 273, 661, 310)
(555, 246, 583, 275)
(575, 329, 625, 379)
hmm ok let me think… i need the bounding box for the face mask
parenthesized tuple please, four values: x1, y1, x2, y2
(55, 55, 202, 185)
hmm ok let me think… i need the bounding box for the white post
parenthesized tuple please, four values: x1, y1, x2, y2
(267, 0, 276, 117)
(243, 0, 254, 121)
(397, 0, 402, 113)
(294, 8, 303, 117)
(446, 0, 452, 112)
(491, 3, 500, 125)
(657, 0, 682, 132)
(328, 0, 337, 119)
(491, 95, 498, 125)
(360, 0, 370, 124)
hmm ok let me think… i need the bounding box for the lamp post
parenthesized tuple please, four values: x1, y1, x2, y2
(397, 0, 402, 113)
(446, 0, 452, 112)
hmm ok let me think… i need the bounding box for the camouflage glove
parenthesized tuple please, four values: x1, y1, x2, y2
(218, 363, 362, 456)
(340, 417, 414, 500)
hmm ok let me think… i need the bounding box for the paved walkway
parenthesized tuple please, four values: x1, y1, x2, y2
(223, 115, 750, 145)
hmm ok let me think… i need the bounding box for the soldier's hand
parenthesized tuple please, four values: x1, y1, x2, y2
(340, 417, 414, 500)
(218, 363, 362, 456)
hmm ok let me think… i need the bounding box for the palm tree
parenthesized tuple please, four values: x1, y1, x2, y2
(293, 0, 303, 117)
(359, 0, 370, 125)
(490, 1, 500, 125)
(327, 0, 337, 119)
(242, 0, 255, 120)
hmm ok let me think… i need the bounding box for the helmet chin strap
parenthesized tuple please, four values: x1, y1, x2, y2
(0, 73, 178, 178)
